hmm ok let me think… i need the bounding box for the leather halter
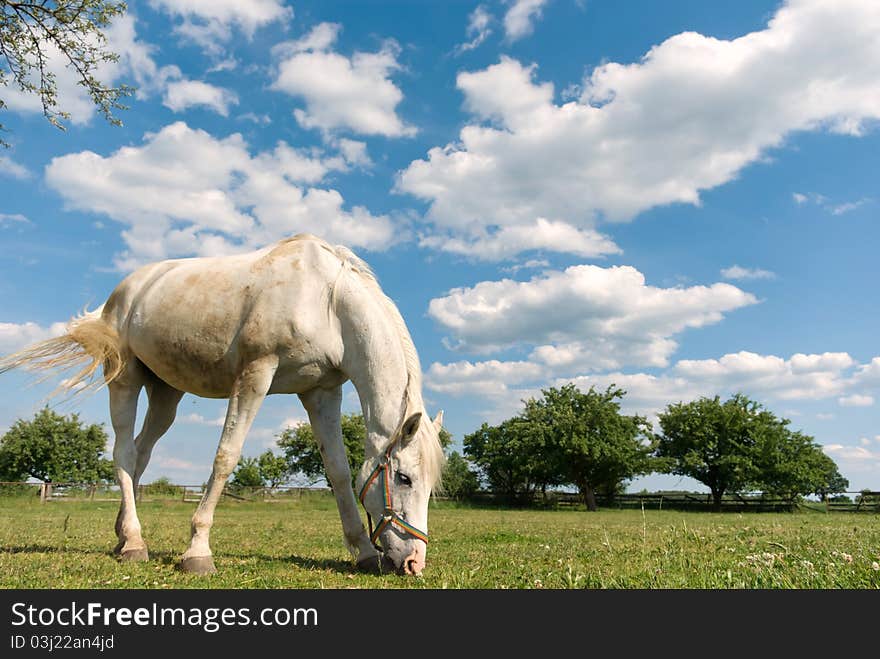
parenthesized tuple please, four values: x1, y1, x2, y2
(357, 428, 429, 546)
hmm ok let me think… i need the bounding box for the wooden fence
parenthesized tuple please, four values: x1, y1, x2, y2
(1, 481, 877, 513)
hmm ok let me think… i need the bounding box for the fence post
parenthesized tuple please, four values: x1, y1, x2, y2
(39, 482, 47, 504)
(90, 484, 96, 501)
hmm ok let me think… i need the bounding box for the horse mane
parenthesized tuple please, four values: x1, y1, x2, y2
(278, 235, 445, 487)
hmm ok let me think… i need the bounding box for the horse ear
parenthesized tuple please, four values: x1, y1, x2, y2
(400, 412, 422, 442)
(433, 410, 444, 432)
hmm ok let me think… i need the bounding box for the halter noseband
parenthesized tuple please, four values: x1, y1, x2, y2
(357, 428, 429, 547)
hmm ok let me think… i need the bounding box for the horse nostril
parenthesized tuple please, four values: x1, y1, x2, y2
(404, 558, 417, 575)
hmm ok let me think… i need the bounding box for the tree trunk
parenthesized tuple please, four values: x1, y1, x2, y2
(711, 488, 723, 512)
(580, 482, 598, 512)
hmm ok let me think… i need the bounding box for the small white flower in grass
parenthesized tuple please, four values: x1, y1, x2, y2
(872, 562, 879, 571)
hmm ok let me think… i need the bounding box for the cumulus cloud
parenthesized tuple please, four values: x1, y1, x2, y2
(399, 0, 880, 259)
(428, 264, 757, 368)
(504, 0, 549, 42)
(0, 155, 31, 180)
(838, 394, 874, 407)
(271, 23, 416, 138)
(0, 213, 30, 226)
(674, 351, 856, 400)
(721, 265, 776, 281)
(44, 122, 397, 270)
(456, 5, 493, 54)
(823, 443, 880, 476)
(425, 349, 880, 423)
(163, 79, 239, 116)
(420, 218, 620, 261)
(149, 0, 292, 55)
(0, 321, 67, 354)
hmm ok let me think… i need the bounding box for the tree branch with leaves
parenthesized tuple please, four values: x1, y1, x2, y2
(0, 0, 132, 146)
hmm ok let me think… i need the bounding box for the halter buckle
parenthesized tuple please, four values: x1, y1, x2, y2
(382, 508, 394, 522)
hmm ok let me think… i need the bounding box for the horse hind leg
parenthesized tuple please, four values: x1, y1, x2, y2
(113, 378, 184, 554)
(179, 356, 278, 575)
(108, 361, 149, 562)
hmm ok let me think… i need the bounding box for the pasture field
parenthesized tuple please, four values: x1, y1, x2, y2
(1, 495, 878, 589)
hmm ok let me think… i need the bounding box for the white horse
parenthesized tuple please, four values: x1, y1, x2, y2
(0, 234, 445, 575)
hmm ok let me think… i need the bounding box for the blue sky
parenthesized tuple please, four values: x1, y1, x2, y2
(1, 0, 879, 493)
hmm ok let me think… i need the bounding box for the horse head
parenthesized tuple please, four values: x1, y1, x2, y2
(357, 410, 444, 575)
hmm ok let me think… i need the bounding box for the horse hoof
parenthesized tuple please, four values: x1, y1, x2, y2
(119, 548, 149, 562)
(179, 556, 216, 575)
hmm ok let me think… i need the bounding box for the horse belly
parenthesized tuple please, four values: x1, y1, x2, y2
(126, 282, 246, 398)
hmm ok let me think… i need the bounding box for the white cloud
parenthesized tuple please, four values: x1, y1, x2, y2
(0, 321, 67, 354)
(721, 265, 776, 281)
(428, 264, 757, 369)
(181, 412, 226, 427)
(399, 0, 880, 259)
(823, 443, 880, 475)
(0, 155, 31, 180)
(420, 218, 620, 261)
(504, 0, 549, 42)
(675, 351, 856, 401)
(838, 394, 874, 407)
(792, 191, 871, 215)
(149, 0, 292, 55)
(271, 23, 416, 137)
(426, 349, 880, 423)
(0, 213, 30, 226)
(163, 79, 239, 116)
(44, 122, 397, 270)
(456, 5, 493, 54)
(829, 199, 870, 215)
(238, 112, 272, 125)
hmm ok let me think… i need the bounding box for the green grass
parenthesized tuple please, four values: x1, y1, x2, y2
(1, 495, 879, 588)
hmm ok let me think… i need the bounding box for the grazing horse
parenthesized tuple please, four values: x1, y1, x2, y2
(0, 234, 445, 575)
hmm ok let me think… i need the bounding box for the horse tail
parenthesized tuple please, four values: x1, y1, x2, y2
(0, 305, 125, 399)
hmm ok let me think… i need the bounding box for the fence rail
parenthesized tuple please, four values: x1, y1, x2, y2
(0, 481, 330, 503)
(0, 481, 877, 513)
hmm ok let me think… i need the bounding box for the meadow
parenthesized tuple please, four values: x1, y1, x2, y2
(1, 495, 878, 589)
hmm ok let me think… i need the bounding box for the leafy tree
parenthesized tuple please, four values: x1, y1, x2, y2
(464, 417, 559, 505)
(0, 0, 132, 146)
(230, 457, 263, 488)
(813, 460, 849, 502)
(0, 406, 113, 482)
(754, 428, 848, 502)
(142, 475, 179, 497)
(439, 451, 479, 501)
(277, 413, 451, 489)
(522, 384, 654, 511)
(257, 450, 288, 488)
(655, 394, 841, 510)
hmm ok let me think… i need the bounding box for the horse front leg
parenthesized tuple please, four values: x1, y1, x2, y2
(299, 386, 384, 572)
(179, 356, 278, 574)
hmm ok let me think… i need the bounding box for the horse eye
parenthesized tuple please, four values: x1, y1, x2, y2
(396, 472, 412, 487)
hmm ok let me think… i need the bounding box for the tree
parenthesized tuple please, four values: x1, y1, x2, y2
(439, 451, 479, 501)
(277, 413, 451, 489)
(522, 384, 654, 511)
(753, 429, 848, 502)
(655, 394, 837, 510)
(257, 450, 288, 488)
(0, 0, 132, 146)
(230, 457, 263, 489)
(464, 417, 560, 505)
(0, 406, 113, 482)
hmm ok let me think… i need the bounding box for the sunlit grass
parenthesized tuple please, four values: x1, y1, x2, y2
(1, 496, 878, 588)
